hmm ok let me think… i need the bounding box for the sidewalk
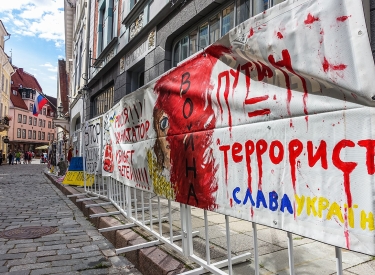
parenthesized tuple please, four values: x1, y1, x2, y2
(44, 168, 375, 275)
(0, 164, 142, 275)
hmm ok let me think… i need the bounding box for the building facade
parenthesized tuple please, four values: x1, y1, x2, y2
(9, 67, 56, 156)
(64, 0, 373, 129)
(0, 20, 14, 160)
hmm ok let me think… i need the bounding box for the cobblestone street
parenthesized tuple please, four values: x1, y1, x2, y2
(0, 163, 142, 275)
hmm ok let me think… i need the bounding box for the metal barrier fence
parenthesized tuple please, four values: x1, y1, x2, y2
(78, 175, 348, 275)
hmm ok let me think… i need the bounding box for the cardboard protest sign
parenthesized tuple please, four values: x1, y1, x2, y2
(100, 0, 375, 255)
(84, 117, 102, 175)
(63, 157, 94, 186)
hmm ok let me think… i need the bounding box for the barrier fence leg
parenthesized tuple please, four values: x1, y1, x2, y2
(252, 223, 259, 275)
(204, 210, 211, 265)
(169, 200, 173, 244)
(335, 247, 343, 275)
(225, 215, 233, 275)
(141, 191, 145, 225)
(287, 232, 295, 275)
(149, 193, 153, 231)
(126, 186, 132, 218)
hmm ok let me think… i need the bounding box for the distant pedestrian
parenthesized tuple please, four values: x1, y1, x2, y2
(15, 151, 21, 164)
(28, 151, 31, 164)
(24, 150, 29, 164)
(0, 150, 3, 166)
(8, 152, 13, 165)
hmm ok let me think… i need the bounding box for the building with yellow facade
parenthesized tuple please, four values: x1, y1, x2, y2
(0, 20, 14, 161)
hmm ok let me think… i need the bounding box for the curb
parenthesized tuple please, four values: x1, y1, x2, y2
(44, 172, 190, 275)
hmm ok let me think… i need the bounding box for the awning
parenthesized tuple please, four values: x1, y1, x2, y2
(35, 145, 49, 150)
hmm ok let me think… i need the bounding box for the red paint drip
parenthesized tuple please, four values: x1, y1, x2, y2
(245, 95, 269, 104)
(230, 198, 233, 207)
(268, 53, 292, 116)
(304, 13, 319, 25)
(268, 50, 309, 119)
(322, 57, 347, 72)
(248, 27, 254, 38)
(248, 109, 271, 118)
(337, 15, 350, 22)
(273, 95, 276, 100)
(277, 32, 283, 39)
(256, 140, 267, 190)
(344, 209, 350, 249)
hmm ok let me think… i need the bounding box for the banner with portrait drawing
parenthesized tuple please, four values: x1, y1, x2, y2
(101, 0, 375, 255)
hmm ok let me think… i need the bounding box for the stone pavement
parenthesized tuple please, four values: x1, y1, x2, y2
(0, 163, 142, 275)
(2, 161, 375, 275)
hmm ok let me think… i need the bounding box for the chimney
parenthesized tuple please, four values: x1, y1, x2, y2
(18, 68, 23, 74)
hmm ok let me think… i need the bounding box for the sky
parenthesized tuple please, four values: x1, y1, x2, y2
(0, 0, 65, 97)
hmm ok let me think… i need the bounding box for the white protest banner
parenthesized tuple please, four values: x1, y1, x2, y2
(100, 0, 375, 255)
(84, 116, 102, 175)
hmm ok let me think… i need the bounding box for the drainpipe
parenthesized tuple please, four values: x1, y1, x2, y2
(81, 0, 91, 156)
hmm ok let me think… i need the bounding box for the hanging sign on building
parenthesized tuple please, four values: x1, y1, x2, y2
(122, 28, 156, 72)
(101, 0, 375, 255)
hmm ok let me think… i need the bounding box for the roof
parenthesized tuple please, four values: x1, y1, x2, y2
(58, 59, 69, 114)
(0, 20, 9, 37)
(45, 95, 57, 112)
(11, 66, 43, 92)
(9, 90, 28, 110)
(10, 67, 45, 111)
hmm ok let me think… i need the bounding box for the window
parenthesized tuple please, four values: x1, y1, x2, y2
(130, 0, 138, 10)
(4, 106, 6, 117)
(98, 4, 106, 53)
(17, 128, 21, 138)
(43, 120, 46, 128)
(93, 86, 114, 117)
(189, 30, 198, 56)
(18, 114, 22, 123)
(33, 118, 37, 126)
(41, 132, 45, 140)
(38, 131, 41, 140)
(22, 92, 26, 98)
(29, 104, 33, 112)
(43, 108, 46, 115)
(39, 119, 42, 127)
(222, 4, 234, 36)
(199, 23, 209, 50)
(236, 0, 250, 25)
(209, 14, 220, 44)
(22, 129, 26, 139)
(48, 121, 51, 128)
(51, 133, 54, 140)
(172, 1, 281, 65)
(28, 130, 32, 139)
(1, 74, 3, 91)
(75, 117, 81, 131)
(29, 116, 32, 125)
(33, 131, 36, 139)
(23, 115, 27, 124)
(48, 133, 50, 141)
